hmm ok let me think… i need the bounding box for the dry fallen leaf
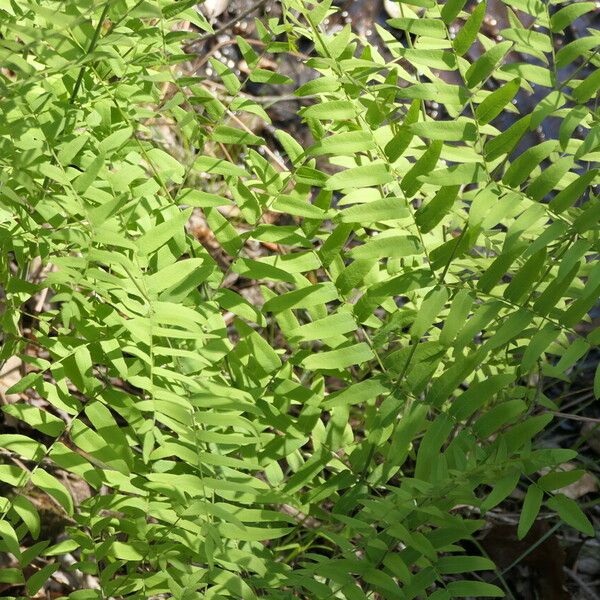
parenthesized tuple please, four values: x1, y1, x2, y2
(1, 356, 26, 430)
(560, 471, 598, 500)
(0, 355, 23, 405)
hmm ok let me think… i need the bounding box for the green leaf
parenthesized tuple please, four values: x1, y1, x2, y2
(483, 309, 532, 351)
(178, 189, 232, 208)
(0, 567, 24, 584)
(275, 130, 304, 164)
(11, 495, 41, 539)
(0, 435, 45, 461)
(453, 1, 486, 56)
(2, 3, 596, 594)
(573, 69, 600, 104)
(538, 469, 586, 492)
(26, 563, 59, 596)
(236, 35, 259, 69)
(504, 249, 546, 303)
(209, 58, 241, 94)
(302, 343, 374, 370)
(384, 99, 420, 162)
(211, 125, 264, 146)
(401, 140, 442, 196)
(396, 48, 458, 71)
(550, 2, 596, 32)
(262, 283, 339, 313)
(296, 76, 340, 96)
(450, 374, 515, 421)
(348, 234, 421, 260)
(546, 494, 594, 536)
(44, 539, 81, 556)
(527, 156, 574, 201)
(439, 289, 474, 346)
(98, 126, 132, 154)
(521, 324, 561, 372)
(574, 124, 600, 160)
(485, 114, 531, 160)
(482, 469, 521, 510)
(518, 484, 544, 539)
(409, 119, 477, 142)
(290, 312, 358, 342)
(556, 37, 600, 69)
(419, 162, 486, 186)
(301, 100, 357, 121)
(415, 185, 460, 233)
(410, 286, 448, 339)
(309, 131, 375, 156)
(401, 83, 470, 105)
(195, 155, 248, 178)
(146, 258, 206, 294)
(437, 555, 495, 574)
(414, 414, 453, 481)
(0, 520, 21, 559)
(146, 147, 185, 183)
(338, 197, 410, 223)
(206, 207, 243, 254)
(163, 0, 198, 18)
(474, 399, 527, 438)
(2, 404, 65, 437)
(30, 469, 74, 516)
(326, 163, 393, 190)
(387, 18, 446, 38)
(441, 0, 467, 23)
(272, 195, 328, 219)
(110, 541, 147, 561)
(232, 257, 295, 283)
(137, 208, 192, 256)
(57, 135, 88, 165)
(446, 581, 504, 597)
(64, 344, 97, 394)
(465, 41, 512, 88)
(248, 331, 281, 374)
(475, 78, 520, 125)
(502, 140, 557, 187)
(73, 154, 104, 193)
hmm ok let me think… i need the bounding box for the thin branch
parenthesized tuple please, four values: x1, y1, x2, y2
(549, 411, 600, 425)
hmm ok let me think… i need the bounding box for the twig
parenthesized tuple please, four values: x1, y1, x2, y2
(225, 109, 288, 171)
(280, 504, 321, 529)
(550, 411, 600, 425)
(34, 287, 49, 313)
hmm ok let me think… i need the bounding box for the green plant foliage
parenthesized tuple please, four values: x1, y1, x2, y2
(0, 0, 598, 598)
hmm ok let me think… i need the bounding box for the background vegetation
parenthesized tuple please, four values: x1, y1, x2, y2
(0, 0, 598, 598)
